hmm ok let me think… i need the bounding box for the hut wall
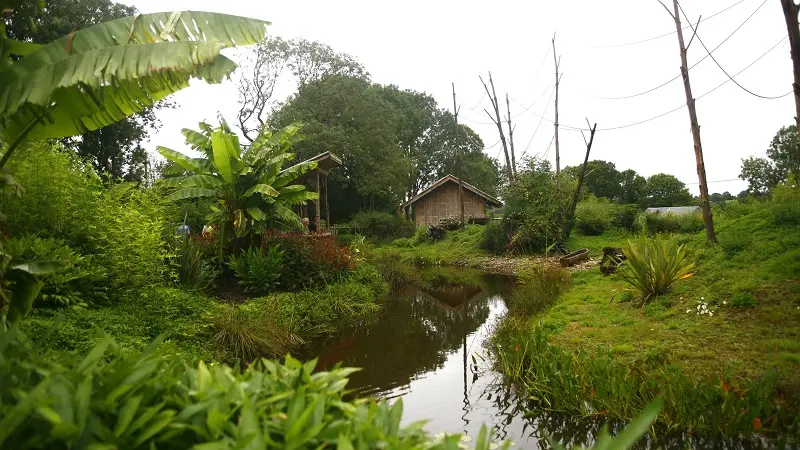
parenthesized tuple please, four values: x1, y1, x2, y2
(413, 182, 488, 227)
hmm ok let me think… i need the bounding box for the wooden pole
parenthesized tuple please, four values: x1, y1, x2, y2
(779, 0, 800, 143)
(315, 169, 321, 233)
(324, 174, 330, 232)
(662, 0, 716, 244)
(564, 120, 598, 239)
(552, 34, 562, 189)
(505, 93, 517, 177)
(480, 72, 513, 182)
(453, 82, 465, 227)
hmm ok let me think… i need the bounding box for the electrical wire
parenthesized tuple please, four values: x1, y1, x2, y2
(593, 0, 747, 49)
(677, 1, 788, 99)
(457, 92, 487, 111)
(596, 0, 768, 100)
(509, 77, 555, 120)
(521, 84, 556, 157)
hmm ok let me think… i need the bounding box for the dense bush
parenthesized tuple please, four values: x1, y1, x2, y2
(426, 224, 446, 241)
(0, 327, 486, 450)
(645, 212, 704, 234)
(617, 236, 695, 303)
(575, 200, 613, 236)
(612, 204, 641, 232)
(227, 246, 283, 295)
(438, 216, 463, 231)
(481, 219, 511, 254)
(770, 184, 800, 225)
(350, 211, 415, 239)
(262, 232, 355, 290)
(3, 235, 107, 307)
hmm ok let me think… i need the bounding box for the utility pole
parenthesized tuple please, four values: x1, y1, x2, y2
(552, 34, 562, 189)
(779, 0, 800, 143)
(661, 0, 716, 244)
(453, 82, 465, 227)
(505, 93, 517, 176)
(480, 72, 514, 182)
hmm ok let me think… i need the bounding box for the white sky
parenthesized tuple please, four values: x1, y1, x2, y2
(122, 0, 795, 195)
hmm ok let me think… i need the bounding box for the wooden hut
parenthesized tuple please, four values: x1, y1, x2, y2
(287, 151, 342, 232)
(401, 175, 503, 227)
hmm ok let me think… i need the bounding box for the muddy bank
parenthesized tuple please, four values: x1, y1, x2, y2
(451, 254, 599, 276)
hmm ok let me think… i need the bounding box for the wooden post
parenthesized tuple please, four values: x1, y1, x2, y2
(552, 34, 562, 189)
(452, 83, 465, 227)
(779, 0, 800, 144)
(323, 174, 330, 232)
(662, 0, 716, 244)
(480, 72, 514, 181)
(564, 121, 598, 239)
(315, 169, 321, 233)
(505, 93, 517, 177)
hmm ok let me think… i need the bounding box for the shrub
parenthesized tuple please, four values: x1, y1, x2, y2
(3, 235, 107, 307)
(227, 246, 283, 295)
(174, 236, 217, 292)
(645, 212, 704, 234)
(770, 184, 800, 225)
(617, 236, 695, 303)
(262, 232, 355, 290)
(350, 211, 415, 239)
(612, 204, 641, 232)
(372, 251, 415, 287)
(211, 305, 293, 361)
(439, 216, 463, 231)
(481, 219, 511, 255)
(575, 201, 613, 236)
(411, 226, 430, 245)
(731, 291, 757, 308)
(426, 224, 446, 241)
(391, 237, 413, 248)
(0, 327, 484, 449)
(511, 265, 572, 316)
(509, 215, 563, 254)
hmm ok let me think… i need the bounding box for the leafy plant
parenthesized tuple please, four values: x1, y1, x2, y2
(731, 291, 757, 308)
(617, 236, 695, 303)
(158, 122, 318, 253)
(3, 235, 106, 307)
(575, 200, 613, 236)
(262, 231, 355, 290)
(0, 9, 269, 168)
(227, 246, 283, 295)
(174, 235, 217, 292)
(645, 212, 704, 234)
(438, 216, 463, 231)
(210, 305, 292, 361)
(350, 211, 415, 239)
(426, 224, 446, 241)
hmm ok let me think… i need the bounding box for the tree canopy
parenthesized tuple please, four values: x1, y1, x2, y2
(740, 125, 800, 194)
(644, 173, 694, 207)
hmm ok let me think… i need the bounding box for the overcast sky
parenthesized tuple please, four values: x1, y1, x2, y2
(122, 0, 794, 195)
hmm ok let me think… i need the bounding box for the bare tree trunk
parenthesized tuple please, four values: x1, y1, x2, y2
(453, 83, 465, 227)
(563, 122, 597, 240)
(505, 93, 517, 177)
(480, 72, 513, 181)
(780, 0, 800, 141)
(552, 35, 562, 189)
(665, 0, 716, 244)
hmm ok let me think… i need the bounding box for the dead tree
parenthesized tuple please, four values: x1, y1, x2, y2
(505, 94, 517, 176)
(563, 120, 598, 240)
(779, 0, 800, 146)
(236, 37, 289, 142)
(552, 34, 563, 188)
(660, 0, 716, 244)
(480, 72, 514, 181)
(452, 83, 465, 226)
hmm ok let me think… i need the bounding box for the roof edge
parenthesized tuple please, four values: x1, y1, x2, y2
(400, 175, 503, 209)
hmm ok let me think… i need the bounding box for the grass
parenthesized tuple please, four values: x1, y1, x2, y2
(375, 224, 489, 266)
(497, 199, 800, 437)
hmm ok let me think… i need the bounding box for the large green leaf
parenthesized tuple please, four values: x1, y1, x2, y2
(245, 122, 302, 164)
(275, 161, 318, 189)
(243, 184, 279, 198)
(166, 187, 218, 201)
(278, 190, 318, 205)
(157, 147, 204, 173)
(182, 127, 212, 154)
(179, 175, 226, 189)
(210, 130, 239, 185)
(0, 11, 270, 142)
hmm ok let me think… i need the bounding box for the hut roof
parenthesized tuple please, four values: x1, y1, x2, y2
(281, 151, 342, 175)
(645, 206, 701, 215)
(400, 175, 503, 209)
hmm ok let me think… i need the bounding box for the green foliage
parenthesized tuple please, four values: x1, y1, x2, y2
(644, 173, 693, 207)
(731, 291, 757, 308)
(575, 200, 613, 236)
(3, 235, 106, 307)
(426, 224, 446, 241)
(227, 246, 283, 295)
(740, 125, 800, 194)
(350, 210, 415, 239)
(263, 233, 355, 290)
(511, 265, 572, 316)
(1, 327, 485, 449)
(174, 236, 217, 292)
(617, 236, 695, 303)
(645, 212, 704, 234)
(371, 251, 416, 287)
(438, 216, 463, 231)
(210, 305, 293, 362)
(611, 204, 640, 232)
(770, 184, 800, 225)
(481, 219, 510, 254)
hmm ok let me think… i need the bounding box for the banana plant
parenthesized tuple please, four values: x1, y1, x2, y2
(158, 122, 318, 253)
(0, 6, 270, 168)
(0, 247, 65, 325)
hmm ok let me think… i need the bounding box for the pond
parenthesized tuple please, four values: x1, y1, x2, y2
(305, 267, 774, 449)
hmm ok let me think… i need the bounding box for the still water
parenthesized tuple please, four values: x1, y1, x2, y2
(306, 268, 775, 449)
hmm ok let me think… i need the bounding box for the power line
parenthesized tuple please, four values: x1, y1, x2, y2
(542, 134, 555, 160)
(537, 35, 789, 132)
(596, 0, 768, 100)
(685, 178, 741, 184)
(593, 0, 747, 49)
(509, 77, 555, 119)
(484, 138, 501, 150)
(521, 84, 556, 157)
(457, 92, 487, 111)
(677, 1, 788, 99)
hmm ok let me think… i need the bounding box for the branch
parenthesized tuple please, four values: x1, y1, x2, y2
(686, 14, 701, 50)
(657, 0, 676, 20)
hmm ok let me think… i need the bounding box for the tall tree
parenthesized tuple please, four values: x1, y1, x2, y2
(739, 125, 800, 194)
(4, 0, 172, 181)
(619, 169, 647, 205)
(644, 173, 693, 207)
(236, 37, 368, 142)
(563, 160, 622, 201)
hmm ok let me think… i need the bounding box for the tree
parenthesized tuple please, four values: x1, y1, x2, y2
(619, 169, 647, 205)
(158, 122, 318, 249)
(4, 0, 174, 181)
(563, 160, 621, 201)
(740, 125, 800, 195)
(644, 173, 693, 207)
(236, 37, 368, 142)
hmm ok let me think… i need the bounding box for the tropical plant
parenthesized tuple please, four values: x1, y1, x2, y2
(226, 246, 283, 295)
(616, 236, 695, 303)
(262, 231, 354, 290)
(174, 236, 217, 292)
(0, 250, 61, 324)
(158, 122, 318, 252)
(0, 8, 269, 169)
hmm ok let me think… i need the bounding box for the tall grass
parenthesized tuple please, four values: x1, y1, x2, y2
(510, 265, 572, 316)
(492, 318, 795, 437)
(210, 306, 293, 362)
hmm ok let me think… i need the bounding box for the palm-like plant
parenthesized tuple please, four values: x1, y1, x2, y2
(158, 122, 318, 249)
(616, 235, 695, 304)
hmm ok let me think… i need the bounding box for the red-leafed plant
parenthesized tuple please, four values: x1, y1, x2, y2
(261, 231, 355, 290)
